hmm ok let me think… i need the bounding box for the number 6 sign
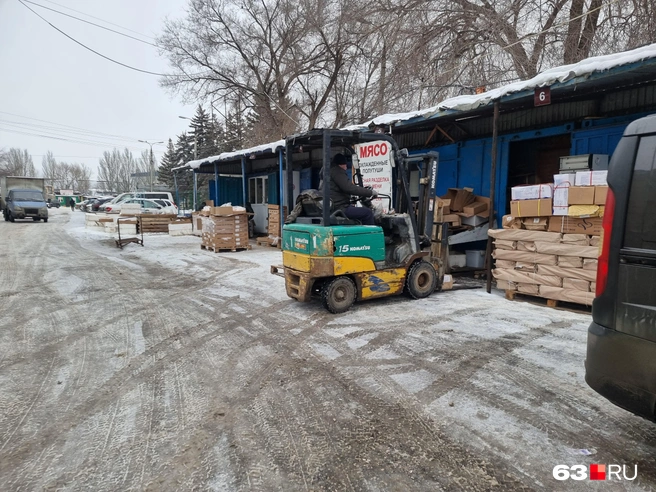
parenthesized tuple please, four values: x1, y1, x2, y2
(534, 87, 551, 106)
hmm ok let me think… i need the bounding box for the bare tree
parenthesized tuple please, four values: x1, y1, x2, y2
(98, 148, 138, 193)
(160, 0, 656, 139)
(42, 151, 58, 187)
(1, 148, 36, 177)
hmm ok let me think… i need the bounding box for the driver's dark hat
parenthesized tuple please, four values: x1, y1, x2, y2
(332, 153, 347, 166)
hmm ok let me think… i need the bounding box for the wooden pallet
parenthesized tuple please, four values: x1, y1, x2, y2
(256, 237, 280, 248)
(504, 289, 591, 311)
(200, 243, 251, 253)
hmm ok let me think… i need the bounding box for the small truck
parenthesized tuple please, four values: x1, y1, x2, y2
(0, 176, 49, 222)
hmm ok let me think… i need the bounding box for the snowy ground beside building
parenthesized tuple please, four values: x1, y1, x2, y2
(0, 208, 654, 491)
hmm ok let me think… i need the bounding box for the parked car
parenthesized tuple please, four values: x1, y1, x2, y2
(153, 199, 178, 214)
(78, 198, 98, 212)
(90, 197, 113, 212)
(585, 113, 656, 422)
(47, 198, 61, 208)
(105, 198, 166, 214)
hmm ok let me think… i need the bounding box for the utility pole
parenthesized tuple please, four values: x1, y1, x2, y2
(138, 140, 163, 192)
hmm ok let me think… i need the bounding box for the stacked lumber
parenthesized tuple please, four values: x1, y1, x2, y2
(201, 213, 250, 252)
(137, 214, 178, 233)
(489, 228, 598, 306)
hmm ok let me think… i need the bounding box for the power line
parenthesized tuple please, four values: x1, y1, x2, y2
(0, 118, 160, 145)
(23, 0, 159, 48)
(18, 0, 168, 76)
(35, 0, 157, 40)
(0, 127, 164, 153)
(0, 111, 167, 142)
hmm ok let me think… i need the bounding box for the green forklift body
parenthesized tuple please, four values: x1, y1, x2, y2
(283, 223, 386, 262)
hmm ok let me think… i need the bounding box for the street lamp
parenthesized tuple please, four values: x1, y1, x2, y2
(138, 140, 164, 192)
(178, 116, 198, 160)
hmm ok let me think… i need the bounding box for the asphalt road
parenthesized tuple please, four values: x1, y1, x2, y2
(0, 209, 654, 491)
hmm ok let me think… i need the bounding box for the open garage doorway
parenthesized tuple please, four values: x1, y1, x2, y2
(505, 134, 571, 215)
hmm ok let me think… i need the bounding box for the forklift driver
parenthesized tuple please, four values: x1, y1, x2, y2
(329, 153, 377, 225)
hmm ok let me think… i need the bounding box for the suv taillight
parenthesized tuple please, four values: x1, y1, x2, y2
(596, 188, 615, 296)
(106, 206, 112, 212)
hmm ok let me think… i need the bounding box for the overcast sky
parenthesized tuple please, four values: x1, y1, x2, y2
(0, 0, 196, 179)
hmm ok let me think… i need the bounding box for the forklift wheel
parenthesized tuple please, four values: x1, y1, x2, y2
(322, 276, 356, 314)
(405, 261, 438, 299)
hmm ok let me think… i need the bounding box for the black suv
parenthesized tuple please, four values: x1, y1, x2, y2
(586, 114, 656, 421)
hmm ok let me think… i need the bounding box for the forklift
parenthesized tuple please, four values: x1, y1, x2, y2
(276, 129, 447, 313)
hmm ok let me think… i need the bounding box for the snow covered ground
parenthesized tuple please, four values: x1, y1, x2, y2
(0, 208, 654, 491)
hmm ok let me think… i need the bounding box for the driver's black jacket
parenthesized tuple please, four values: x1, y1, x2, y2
(328, 166, 374, 210)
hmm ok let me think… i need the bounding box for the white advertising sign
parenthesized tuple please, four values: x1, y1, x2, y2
(353, 140, 394, 212)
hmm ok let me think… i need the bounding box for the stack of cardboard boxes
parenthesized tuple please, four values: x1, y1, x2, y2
(266, 204, 287, 247)
(491, 169, 607, 306)
(200, 206, 251, 252)
(438, 188, 490, 228)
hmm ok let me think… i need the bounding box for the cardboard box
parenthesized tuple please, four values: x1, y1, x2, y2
(462, 201, 488, 217)
(211, 206, 236, 216)
(438, 198, 451, 215)
(548, 216, 602, 235)
(442, 214, 461, 226)
(522, 217, 548, 231)
(510, 198, 552, 217)
(470, 196, 491, 218)
(442, 274, 454, 291)
(553, 174, 576, 216)
(205, 200, 214, 207)
(575, 170, 608, 186)
(511, 184, 553, 201)
(594, 186, 608, 205)
(568, 186, 595, 205)
(442, 188, 475, 212)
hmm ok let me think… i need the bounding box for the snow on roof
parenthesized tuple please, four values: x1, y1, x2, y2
(178, 43, 656, 170)
(362, 42, 656, 127)
(175, 139, 285, 171)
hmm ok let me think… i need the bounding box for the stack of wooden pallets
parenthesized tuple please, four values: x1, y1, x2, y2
(201, 212, 251, 252)
(137, 214, 178, 233)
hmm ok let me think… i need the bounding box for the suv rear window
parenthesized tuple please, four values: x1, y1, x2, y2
(624, 135, 656, 250)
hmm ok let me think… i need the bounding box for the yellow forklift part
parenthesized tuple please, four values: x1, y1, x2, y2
(334, 256, 376, 275)
(358, 269, 406, 299)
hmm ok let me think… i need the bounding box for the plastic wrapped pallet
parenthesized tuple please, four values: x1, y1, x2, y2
(539, 285, 595, 306)
(562, 234, 589, 245)
(493, 249, 558, 265)
(515, 262, 537, 272)
(517, 283, 539, 295)
(494, 239, 517, 250)
(583, 258, 598, 271)
(557, 256, 583, 268)
(533, 242, 599, 258)
(488, 229, 562, 242)
(563, 278, 590, 291)
(516, 241, 536, 252)
(536, 264, 597, 282)
(495, 259, 516, 269)
(492, 268, 562, 287)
